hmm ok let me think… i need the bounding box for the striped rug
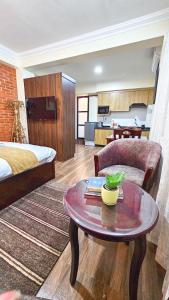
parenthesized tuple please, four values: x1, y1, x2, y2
(0, 181, 69, 295)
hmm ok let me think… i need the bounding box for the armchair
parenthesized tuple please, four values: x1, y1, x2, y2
(94, 139, 161, 192)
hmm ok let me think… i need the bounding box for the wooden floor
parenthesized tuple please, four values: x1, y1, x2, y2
(37, 145, 164, 300)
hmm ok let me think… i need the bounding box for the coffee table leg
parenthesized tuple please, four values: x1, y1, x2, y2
(69, 219, 79, 286)
(129, 235, 146, 300)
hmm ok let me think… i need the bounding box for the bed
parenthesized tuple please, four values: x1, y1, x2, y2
(0, 142, 56, 210)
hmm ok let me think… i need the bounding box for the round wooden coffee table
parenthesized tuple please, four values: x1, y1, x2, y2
(64, 179, 159, 300)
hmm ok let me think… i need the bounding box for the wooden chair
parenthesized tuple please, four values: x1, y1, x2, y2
(114, 127, 142, 139)
(106, 127, 142, 144)
(130, 127, 142, 138)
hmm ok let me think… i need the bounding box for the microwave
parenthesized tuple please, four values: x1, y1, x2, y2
(98, 106, 110, 115)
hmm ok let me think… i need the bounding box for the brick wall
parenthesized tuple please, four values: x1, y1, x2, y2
(0, 63, 17, 141)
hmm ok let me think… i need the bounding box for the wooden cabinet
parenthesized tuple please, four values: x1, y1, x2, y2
(98, 88, 154, 112)
(94, 129, 113, 145)
(98, 91, 130, 111)
(131, 90, 147, 105)
(24, 73, 76, 161)
(148, 89, 154, 104)
(98, 93, 111, 106)
(131, 89, 154, 105)
(141, 131, 150, 139)
(111, 91, 133, 111)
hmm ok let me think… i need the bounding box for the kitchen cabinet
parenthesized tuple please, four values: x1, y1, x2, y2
(141, 130, 150, 139)
(148, 89, 154, 104)
(98, 93, 111, 106)
(98, 91, 130, 111)
(111, 90, 133, 111)
(94, 129, 113, 145)
(131, 90, 148, 105)
(98, 88, 154, 112)
(131, 89, 154, 105)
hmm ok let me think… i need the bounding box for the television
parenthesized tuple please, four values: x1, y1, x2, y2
(26, 96, 57, 120)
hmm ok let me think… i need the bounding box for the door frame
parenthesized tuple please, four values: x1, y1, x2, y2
(77, 96, 89, 139)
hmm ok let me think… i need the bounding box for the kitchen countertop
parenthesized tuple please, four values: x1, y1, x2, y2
(95, 126, 150, 131)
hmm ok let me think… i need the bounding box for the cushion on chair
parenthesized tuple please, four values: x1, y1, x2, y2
(98, 164, 145, 187)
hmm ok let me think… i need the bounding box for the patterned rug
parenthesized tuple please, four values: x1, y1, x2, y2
(0, 180, 69, 295)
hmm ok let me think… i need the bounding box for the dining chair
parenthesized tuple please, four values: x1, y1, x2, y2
(113, 127, 142, 139)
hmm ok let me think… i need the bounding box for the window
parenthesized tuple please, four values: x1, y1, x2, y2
(77, 96, 89, 138)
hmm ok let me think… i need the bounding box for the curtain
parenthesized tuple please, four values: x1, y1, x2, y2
(149, 33, 169, 300)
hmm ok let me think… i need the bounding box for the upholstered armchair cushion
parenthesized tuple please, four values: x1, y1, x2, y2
(98, 165, 145, 187)
(94, 139, 161, 192)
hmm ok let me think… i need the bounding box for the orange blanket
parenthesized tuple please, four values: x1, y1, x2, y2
(0, 146, 39, 175)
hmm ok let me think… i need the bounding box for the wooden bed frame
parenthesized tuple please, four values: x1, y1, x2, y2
(0, 160, 55, 210)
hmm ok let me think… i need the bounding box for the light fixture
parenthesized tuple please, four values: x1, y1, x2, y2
(94, 66, 103, 74)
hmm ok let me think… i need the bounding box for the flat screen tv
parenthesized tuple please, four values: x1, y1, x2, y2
(26, 96, 57, 120)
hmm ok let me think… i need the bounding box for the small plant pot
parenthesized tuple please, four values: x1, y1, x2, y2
(101, 184, 119, 206)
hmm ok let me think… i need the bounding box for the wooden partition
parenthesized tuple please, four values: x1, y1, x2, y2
(24, 73, 76, 161)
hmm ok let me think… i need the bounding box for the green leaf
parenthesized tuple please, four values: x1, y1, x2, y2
(105, 172, 125, 189)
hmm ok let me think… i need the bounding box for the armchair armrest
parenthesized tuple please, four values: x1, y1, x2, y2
(94, 143, 118, 176)
(94, 155, 100, 176)
(142, 145, 161, 192)
(142, 168, 154, 192)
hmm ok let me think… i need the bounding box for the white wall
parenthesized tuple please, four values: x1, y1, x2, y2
(20, 18, 169, 68)
(98, 107, 147, 126)
(22, 69, 35, 79)
(15, 68, 35, 142)
(16, 69, 29, 142)
(76, 79, 154, 95)
(0, 14, 168, 70)
(89, 96, 98, 121)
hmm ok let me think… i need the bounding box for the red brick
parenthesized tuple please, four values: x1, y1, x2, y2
(0, 63, 17, 141)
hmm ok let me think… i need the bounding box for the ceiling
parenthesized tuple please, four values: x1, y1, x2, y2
(0, 0, 168, 52)
(27, 39, 162, 85)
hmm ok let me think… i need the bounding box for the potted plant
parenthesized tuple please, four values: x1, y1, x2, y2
(101, 172, 125, 206)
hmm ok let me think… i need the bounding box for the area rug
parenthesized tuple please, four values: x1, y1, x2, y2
(0, 181, 70, 295)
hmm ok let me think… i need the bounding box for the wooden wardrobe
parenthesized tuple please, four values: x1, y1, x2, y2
(24, 73, 76, 161)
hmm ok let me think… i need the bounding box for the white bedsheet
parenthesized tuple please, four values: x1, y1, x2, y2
(0, 142, 56, 179)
